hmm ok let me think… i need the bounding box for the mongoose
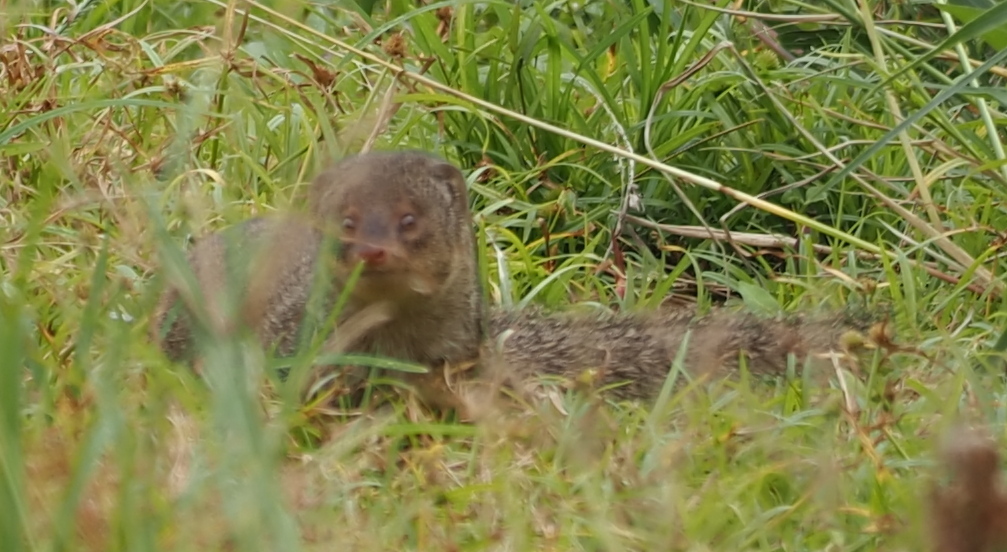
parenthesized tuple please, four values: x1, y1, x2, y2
(152, 150, 880, 404)
(152, 151, 484, 385)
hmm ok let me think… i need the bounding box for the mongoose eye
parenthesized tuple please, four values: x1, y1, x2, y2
(399, 214, 416, 231)
(342, 218, 355, 230)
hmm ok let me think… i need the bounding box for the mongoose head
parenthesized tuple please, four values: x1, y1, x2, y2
(308, 151, 475, 306)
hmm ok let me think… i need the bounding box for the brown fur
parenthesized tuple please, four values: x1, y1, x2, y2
(151, 151, 483, 383)
(484, 306, 877, 401)
(152, 150, 880, 406)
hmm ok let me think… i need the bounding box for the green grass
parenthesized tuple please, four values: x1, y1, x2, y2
(2, 0, 1007, 549)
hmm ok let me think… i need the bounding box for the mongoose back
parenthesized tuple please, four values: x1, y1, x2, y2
(152, 151, 484, 374)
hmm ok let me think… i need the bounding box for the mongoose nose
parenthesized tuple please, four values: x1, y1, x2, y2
(355, 244, 387, 266)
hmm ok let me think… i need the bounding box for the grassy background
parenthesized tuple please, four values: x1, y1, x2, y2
(2, 0, 1007, 549)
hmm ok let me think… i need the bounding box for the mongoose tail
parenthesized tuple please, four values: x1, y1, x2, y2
(486, 305, 886, 400)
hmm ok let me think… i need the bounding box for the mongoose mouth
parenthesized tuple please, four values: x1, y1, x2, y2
(356, 265, 395, 276)
(336, 259, 401, 278)
(347, 270, 437, 300)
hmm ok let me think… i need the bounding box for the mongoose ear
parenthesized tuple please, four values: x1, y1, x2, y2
(429, 161, 466, 204)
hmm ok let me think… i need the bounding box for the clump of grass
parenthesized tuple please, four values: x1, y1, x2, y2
(2, 0, 1006, 550)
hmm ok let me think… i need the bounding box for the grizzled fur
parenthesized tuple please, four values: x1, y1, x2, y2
(152, 151, 484, 372)
(153, 216, 327, 361)
(485, 306, 879, 401)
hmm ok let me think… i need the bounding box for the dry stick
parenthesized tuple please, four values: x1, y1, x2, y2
(627, 215, 990, 296)
(220, 0, 1000, 294)
(626, 215, 854, 257)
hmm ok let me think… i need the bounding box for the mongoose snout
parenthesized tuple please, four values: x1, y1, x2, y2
(338, 206, 420, 272)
